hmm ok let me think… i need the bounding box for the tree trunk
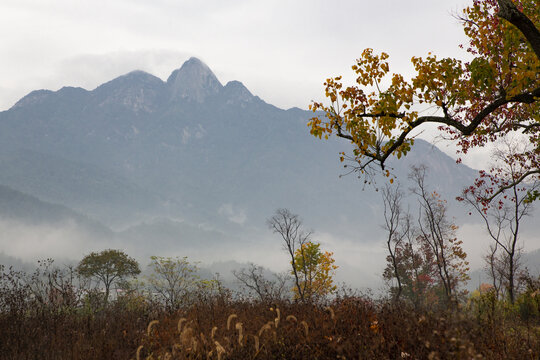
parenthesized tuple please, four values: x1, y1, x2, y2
(497, 0, 540, 60)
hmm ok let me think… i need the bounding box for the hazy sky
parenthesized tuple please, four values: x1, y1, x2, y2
(2, 1, 539, 287)
(2, 0, 496, 168)
(1, 0, 470, 110)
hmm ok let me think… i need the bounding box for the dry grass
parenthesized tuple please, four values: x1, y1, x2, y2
(1, 264, 539, 359)
(133, 299, 540, 360)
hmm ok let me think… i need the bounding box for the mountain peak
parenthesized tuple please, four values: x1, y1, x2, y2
(183, 57, 207, 68)
(97, 70, 164, 90)
(92, 70, 165, 113)
(223, 81, 254, 105)
(166, 57, 223, 103)
(12, 89, 55, 109)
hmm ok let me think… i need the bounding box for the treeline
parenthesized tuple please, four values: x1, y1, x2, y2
(1, 248, 540, 359)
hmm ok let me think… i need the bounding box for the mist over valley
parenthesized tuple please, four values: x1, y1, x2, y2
(1, 58, 539, 290)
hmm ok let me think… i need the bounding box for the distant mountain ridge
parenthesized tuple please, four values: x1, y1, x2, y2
(12, 58, 256, 113)
(5, 56, 540, 289)
(0, 184, 112, 237)
(0, 147, 177, 227)
(0, 57, 488, 275)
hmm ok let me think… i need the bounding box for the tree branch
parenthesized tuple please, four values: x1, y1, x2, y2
(484, 169, 540, 202)
(497, 0, 540, 60)
(360, 87, 540, 170)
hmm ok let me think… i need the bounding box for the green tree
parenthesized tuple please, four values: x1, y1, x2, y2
(292, 241, 338, 301)
(309, 0, 539, 198)
(146, 256, 199, 310)
(76, 249, 140, 304)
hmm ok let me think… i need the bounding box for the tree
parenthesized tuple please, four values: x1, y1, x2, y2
(76, 249, 140, 304)
(483, 243, 506, 298)
(268, 208, 322, 302)
(25, 259, 86, 308)
(146, 256, 199, 310)
(410, 166, 470, 302)
(381, 184, 410, 301)
(381, 168, 469, 305)
(309, 0, 539, 197)
(383, 232, 440, 308)
(292, 241, 338, 301)
(232, 263, 290, 302)
(458, 139, 539, 302)
(267, 209, 338, 302)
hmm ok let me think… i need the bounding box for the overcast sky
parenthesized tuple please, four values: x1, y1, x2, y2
(3, 1, 540, 283)
(1, 1, 471, 109)
(1, 0, 485, 164)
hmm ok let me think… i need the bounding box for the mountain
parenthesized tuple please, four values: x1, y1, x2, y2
(167, 57, 223, 103)
(0, 148, 178, 226)
(1, 57, 505, 288)
(0, 57, 478, 229)
(0, 184, 113, 238)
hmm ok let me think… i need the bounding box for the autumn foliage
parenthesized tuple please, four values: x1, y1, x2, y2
(382, 167, 470, 306)
(292, 241, 338, 300)
(2, 1, 540, 359)
(309, 0, 539, 197)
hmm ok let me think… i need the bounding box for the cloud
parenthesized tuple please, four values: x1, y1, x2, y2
(456, 222, 495, 270)
(1, 0, 469, 112)
(0, 49, 192, 111)
(218, 204, 247, 225)
(53, 50, 191, 90)
(312, 231, 387, 289)
(0, 219, 113, 263)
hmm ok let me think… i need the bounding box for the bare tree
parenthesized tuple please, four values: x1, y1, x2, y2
(232, 263, 290, 302)
(460, 140, 539, 302)
(381, 184, 410, 301)
(484, 243, 505, 298)
(267, 209, 312, 302)
(472, 199, 527, 303)
(25, 259, 88, 308)
(410, 166, 469, 303)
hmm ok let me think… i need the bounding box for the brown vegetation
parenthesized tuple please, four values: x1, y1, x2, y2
(2, 262, 540, 360)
